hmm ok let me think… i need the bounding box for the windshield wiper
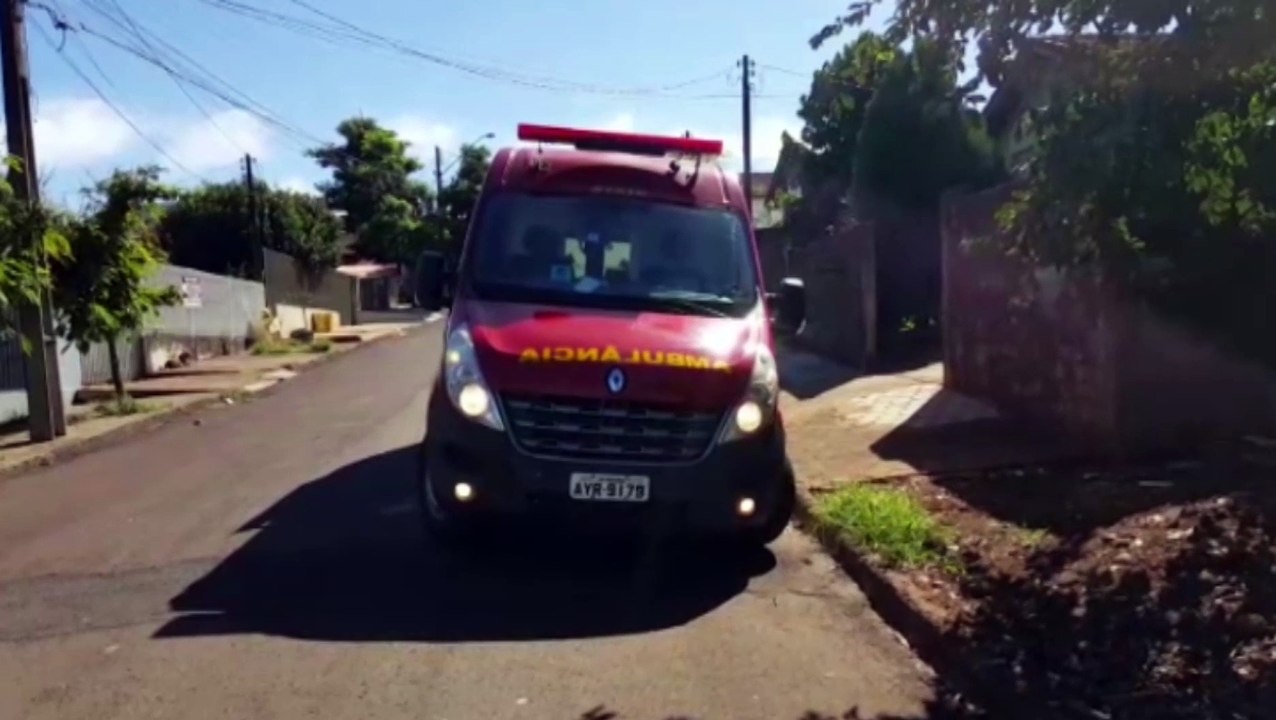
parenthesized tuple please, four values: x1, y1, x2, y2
(648, 290, 736, 318)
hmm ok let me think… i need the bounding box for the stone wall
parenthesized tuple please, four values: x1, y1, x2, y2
(794, 220, 877, 369)
(263, 248, 358, 324)
(942, 185, 1276, 452)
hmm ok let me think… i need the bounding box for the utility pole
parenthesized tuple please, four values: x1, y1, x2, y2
(433, 145, 444, 201)
(3, 0, 65, 441)
(739, 54, 754, 218)
(243, 154, 264, 280)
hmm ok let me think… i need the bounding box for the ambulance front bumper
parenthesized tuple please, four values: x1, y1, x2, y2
(423, 386, 789, 534)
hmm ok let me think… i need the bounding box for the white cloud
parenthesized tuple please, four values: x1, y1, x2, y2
(162, 109, 273, 173)
(278, 176, 319, 195)
(387, 115, 457, 164)
(30, 98, 135, 167)
(600, 112, 636, 133)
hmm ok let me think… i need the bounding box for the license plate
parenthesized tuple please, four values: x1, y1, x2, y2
(569, 473, 650, 503)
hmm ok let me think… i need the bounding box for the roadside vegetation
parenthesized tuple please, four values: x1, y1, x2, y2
(93, 395, 159, 418)
(250, 336, 333, 356)
(813, 483, 956, 571)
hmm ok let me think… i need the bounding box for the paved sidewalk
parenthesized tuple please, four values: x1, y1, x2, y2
(779, 346, 1077, 491)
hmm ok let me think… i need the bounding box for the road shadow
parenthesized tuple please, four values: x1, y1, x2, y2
(867, 385, 1076, 474)
(154, 445, 774, 643)
(776, 340, 859, 400)
(571, 698, 981, 719)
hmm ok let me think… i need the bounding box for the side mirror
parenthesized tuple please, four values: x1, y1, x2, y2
(414, 251, 446, 311)
(775, 278, 806, 333)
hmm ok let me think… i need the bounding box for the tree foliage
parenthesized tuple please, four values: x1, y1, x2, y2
(161, 182, 344, 275)
(308, 117, 433, 263)
(435, 143, 492, 248)
(51, 167, 180, 399)
(0, 159, 69, 339)
(797, 32, 897, 188)
(820, 0, 1276, 364)
(358, 195, 427, 265)
(789, 32, 1001, 229)
(851, 39, 1003, 212)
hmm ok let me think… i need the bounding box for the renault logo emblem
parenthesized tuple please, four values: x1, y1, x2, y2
(605, 368, 626, 394)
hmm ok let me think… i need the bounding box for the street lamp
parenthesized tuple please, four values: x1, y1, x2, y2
(435, 132, 495, 187)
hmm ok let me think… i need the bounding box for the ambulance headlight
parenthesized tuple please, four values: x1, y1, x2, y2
(443, 323, 504, 430)
(719, 343, 779, 443)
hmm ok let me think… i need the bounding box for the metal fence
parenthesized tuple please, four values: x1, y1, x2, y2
(78, 337, 145, 387)
(0, 325, 25, 392)
(80, 264, 265, 386)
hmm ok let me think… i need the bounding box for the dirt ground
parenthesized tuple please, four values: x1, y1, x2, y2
(835, 447, 1276, 719)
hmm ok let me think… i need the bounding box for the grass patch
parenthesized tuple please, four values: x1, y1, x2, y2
(94, 396, 159, 418)
(814, 484, 956, 570)
(250, 338, 294, 356)
(252, 337, 333, 355)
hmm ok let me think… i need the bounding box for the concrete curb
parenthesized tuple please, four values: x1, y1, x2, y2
(792, 486, 1007, 716)
(0, 326, 419, 482)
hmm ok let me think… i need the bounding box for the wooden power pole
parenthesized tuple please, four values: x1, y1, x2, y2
(2, 0, 65, 441)
(739, 54, 754, 218)
(243, 154, 265, 280)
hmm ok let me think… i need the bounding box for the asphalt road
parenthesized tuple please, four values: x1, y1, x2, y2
(0, 323, 937, 720)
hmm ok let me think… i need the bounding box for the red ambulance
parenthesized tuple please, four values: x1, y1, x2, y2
(415, 124, 795, 548)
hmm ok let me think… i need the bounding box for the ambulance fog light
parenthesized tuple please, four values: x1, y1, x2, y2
(457, 383, 491, 418)
(734, 401, 764, 434)
(454, 482, 475, 502)
(737, 497, 757, 517)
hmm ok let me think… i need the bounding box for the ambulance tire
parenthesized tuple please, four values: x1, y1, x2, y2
(741, 463, 796, 548)
(417, 442, 481, 551)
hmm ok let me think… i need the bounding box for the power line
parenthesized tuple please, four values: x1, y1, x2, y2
(31, 19, 207, 181)
(74, 23, 323, 146)
(92, 0, 245, 152)
(200, 0, 738, 98)
(757, 63, 809, 78)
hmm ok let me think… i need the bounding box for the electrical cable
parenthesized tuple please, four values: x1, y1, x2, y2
(31, 19, 208, 181)
(94, 0, 245, 152)
(202, 0, 738, 97)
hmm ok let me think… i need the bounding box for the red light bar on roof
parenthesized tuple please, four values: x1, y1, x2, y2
(517, 123, 724, 157)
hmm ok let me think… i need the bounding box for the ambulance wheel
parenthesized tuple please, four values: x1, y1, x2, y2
(417, 442, 480, 550)
(741, 464, 796, 547)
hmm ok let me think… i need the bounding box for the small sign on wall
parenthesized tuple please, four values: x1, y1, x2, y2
(180, 276, 202, 308)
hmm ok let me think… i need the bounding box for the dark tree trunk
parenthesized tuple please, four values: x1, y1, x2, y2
(106, 338, 126, 402)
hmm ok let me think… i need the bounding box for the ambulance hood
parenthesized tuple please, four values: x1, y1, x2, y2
(459, 300, 762, 412)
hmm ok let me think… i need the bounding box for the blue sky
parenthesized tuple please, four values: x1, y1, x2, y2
(25, 0, 887, 207)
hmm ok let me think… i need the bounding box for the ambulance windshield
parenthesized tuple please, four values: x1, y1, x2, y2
(468, 193, 758, 317)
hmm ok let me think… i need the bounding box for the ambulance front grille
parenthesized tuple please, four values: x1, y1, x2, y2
(500, 393, 722, 464)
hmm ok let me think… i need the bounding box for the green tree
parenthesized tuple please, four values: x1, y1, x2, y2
(797, 32, 897, 189)
(261, 188, 344, 270)
(160, 182, 255, 276)
(0, 159, 69, 341)
(435, 143, 491, 248)
(307, 117, 432, 262)
(161, 182, 343, 275)
(817, 1, 1276, 364)
(51, 167, 180, 402)
(851, 39, 1003, 212)
(357, 195, 426, 265)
